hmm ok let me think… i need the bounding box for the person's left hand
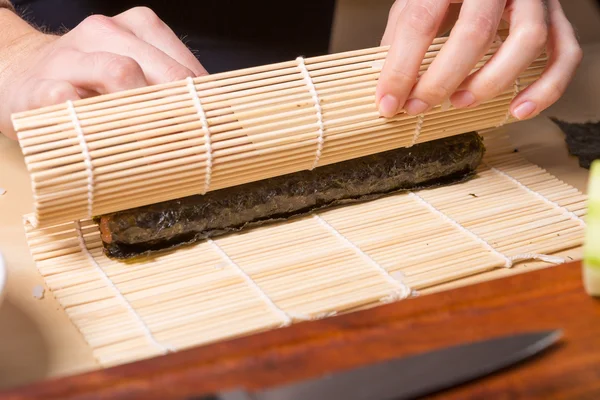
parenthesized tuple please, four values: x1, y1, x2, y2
(376, 0, 582, 121)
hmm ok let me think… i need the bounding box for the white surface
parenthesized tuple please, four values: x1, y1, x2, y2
(0, 252, 6, 307)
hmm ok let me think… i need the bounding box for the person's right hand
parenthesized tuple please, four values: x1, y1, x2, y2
(0, 6, 207, 140)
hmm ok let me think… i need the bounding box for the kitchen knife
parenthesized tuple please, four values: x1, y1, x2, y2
(196, 330, 561, 400)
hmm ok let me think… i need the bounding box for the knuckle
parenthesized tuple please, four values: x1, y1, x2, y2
(460, 14, 496, 44)
(131, 5, 157, 18)
(46, 82, 73, 104)
(81, 14, 114, 31)
(419, 83, 451, 102)
(385, 64, 416, 86)
(569, 44, 584, 66)
(105, 56, 141, 83)
(477, 77, 504, 97)
(130, 6, 163, 28)
(517, 23, 549, 51)
(404, 2, 439, 36)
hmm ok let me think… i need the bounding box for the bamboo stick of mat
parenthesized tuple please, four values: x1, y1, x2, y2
(12, 30, 548, 228)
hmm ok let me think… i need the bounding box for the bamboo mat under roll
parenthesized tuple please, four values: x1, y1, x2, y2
(22, 130, 586, 367)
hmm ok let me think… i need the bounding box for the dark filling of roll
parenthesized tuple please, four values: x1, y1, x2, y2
(95, 132, 486, 260)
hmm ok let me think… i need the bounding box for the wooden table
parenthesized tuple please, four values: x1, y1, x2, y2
(0, 260, 598, 399)
(0, 43, 597, 392)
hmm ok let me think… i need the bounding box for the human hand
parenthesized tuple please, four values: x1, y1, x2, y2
(0, 6, 206, 140)
(376, 0, 582, 122)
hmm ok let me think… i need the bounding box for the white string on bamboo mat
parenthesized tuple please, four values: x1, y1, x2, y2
(485, 162, 587, 227)
(186, 76, 213, 194)
(441, 98, 452, 112)
(207, 239, 293, 327)
(496, 78, 521, 127)
(73, 220, 173, 354)
(410, 114, 425, 147)
(289, 310, 339, 322)
(296, 56, 325, 170)
(312, 214, 412, 302)
(67, 100, 94, 217)
(408, 192, 565, 268)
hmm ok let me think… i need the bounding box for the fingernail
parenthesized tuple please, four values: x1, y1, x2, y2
(450, 90, 476, 108)
(404, 99, 430, 116)
(378, 94, 400, 118)
(512, 101, 537, 120)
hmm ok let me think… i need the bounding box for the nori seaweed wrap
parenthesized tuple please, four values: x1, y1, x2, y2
(96, 132, 485, 259)
(549, 117, 600, 169)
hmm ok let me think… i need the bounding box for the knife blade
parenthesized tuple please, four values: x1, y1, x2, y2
(196, 330, 561, 400)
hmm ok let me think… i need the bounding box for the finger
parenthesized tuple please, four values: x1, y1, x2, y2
(1, 79, 81, 140)
(404, 0, 505, 116)
(509, 0, 582, 120)
(449, 0, 549, 109)
(381, 0, 409, 46)
(376, 0, 450, 118)
(45, 48, 148, 94)
(112, 7, 207, 77)
(381, 1, 463, 46)
(67, 14, 196, 84)
(437, 2, 464, 36)
(19, 79, 81, 111)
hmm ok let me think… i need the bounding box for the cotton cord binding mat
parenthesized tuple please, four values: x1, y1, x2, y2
(12, 30, 586, 367)
(296, 56, 325, 170)
(186, 76, 213, 195)
(66, 100, 95, 218)
(73, 219, 174, 355)
(12, 30, 547, 228)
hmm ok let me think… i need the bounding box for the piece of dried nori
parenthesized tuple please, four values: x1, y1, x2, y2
(550, 117, 600, 169)
(96, 132, 485, 260)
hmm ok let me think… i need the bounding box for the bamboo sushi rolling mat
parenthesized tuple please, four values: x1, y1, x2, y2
(10, 31, 587, 367)
(21, 130, 587, 367)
